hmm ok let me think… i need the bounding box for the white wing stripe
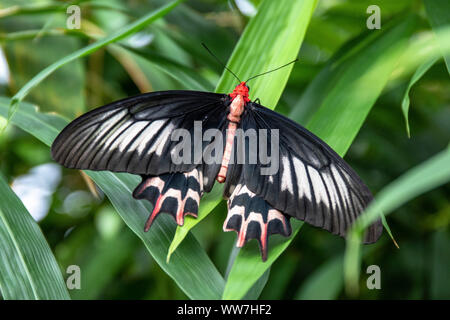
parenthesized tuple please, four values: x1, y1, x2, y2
(307, 166, 329, 208)
(136, 119, 166, 156)
(117, 121, 149, 153)
(292, 157, 311, 201)
(280, 156, 294, 194)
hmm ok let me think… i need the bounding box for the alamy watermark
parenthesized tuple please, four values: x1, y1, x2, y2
(66, 265, 81, 290)
(66, 5, 81, 30)
(366, 5, 381, 30)
(170, 121, 280, 175)
(366, 264, 381, 290)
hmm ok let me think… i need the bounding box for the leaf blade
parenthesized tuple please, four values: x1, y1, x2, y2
(401, 57, 438, 137)
(344, 146, 450, 294)
(424, 0, 450, 74)
(7, 0, 183, 123)
(0, 173, 70, 300)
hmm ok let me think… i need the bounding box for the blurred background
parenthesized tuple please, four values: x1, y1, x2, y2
(0, 0, 449, 299)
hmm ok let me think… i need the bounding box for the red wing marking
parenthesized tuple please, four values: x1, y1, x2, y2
(145, 194, 163, 231)
(133, 168, 203, 231)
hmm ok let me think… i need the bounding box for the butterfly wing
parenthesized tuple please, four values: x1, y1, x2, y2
(52, 91, 230, 228)
(224, 102, 382, 248)
(51, 90, 229, 191)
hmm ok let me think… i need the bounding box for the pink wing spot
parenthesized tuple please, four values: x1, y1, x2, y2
(260, 222, 269, 261)
(135, 176, 164, 196)
(176, 199, 185, 225)
(140, 170, 204, 231)
(223, 184, 292, 261)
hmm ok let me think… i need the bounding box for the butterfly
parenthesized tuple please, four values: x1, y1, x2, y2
(51, 65, 382, 261)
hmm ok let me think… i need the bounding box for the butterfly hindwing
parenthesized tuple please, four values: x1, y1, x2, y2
(133, 167, 204, 230)
(224, 183, 292, 261)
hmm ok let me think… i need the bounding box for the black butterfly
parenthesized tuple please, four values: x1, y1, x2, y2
(51, 81, 382, 261)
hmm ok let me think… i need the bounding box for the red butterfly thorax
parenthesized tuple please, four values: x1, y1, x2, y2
(229, 81, 250, 103)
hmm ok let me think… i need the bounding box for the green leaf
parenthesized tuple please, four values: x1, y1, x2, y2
(0, 97, 225, 300)
(0, 172, 70, 300)
(430, 230, 450, 299)
(168, 0, 318, 266)
(215, 0, 317, 107)
(111, 45, 214, 92)
(295, 255, 343, 300)
(401, 57, 438, 138)
(70, 226, 138, 300)
(222, 221, 303, 300)
(243, 269, 270, 300)
(222, 16, 416, 300)
(0, 1, 128, 18)
(7, 0, 183, 127)
(1, 29, 213, 93)
(305, 16, 416, 155)
(344, 146, 450, 295)
(424, 0, 450, 75)
(2, 29, 86, 118)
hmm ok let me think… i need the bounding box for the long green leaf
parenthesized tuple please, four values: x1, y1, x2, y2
(222, 16, 416, 300)
(168, 0, 317, 266)
(0, 1, 128, 18)
(111, 45, 214, 91)
(0, 29, 213, 93)
(401, 57, 438, 137)
(305, 16, 416, 155)
(0, 173, 70, 299)
(7, 0, 182, 124)
(344, 146, 450, 295)
(295, 255, 343, 300)
(0, 97, 224, 300)
(424, 0, 450, 74)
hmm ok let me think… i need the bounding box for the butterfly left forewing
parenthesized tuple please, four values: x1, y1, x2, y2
(51, 90, 228, 177)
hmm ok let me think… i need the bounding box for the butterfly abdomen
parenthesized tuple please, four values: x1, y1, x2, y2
(216, 87, 247, 183)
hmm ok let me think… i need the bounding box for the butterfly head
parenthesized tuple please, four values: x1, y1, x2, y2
(230, 82, 250, 103)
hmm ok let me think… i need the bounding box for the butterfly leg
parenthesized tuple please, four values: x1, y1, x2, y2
(133, 168, 203, 231)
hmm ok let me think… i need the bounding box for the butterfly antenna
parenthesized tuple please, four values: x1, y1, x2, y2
(201, 43, 241, 83)
(246, 59, 299, 83)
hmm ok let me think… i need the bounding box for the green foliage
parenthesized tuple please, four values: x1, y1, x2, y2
(6, 0, 183, 124)
(0, 172, 69, 299)
(424, 0, 450, 74)
(401, 57, 438, 137)
(0, 0, 449, 300)
(345, 146, 450, 295)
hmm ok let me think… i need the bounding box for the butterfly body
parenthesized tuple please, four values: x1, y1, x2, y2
(217, 82, 249, 183)
(51, 81, 382, 261)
